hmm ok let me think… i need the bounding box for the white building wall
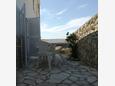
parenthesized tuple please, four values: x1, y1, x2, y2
(25, 0, 40, 18)
(16, 0, 41, 66)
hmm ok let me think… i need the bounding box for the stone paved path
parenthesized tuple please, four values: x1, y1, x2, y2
(17, 60, 98, 86)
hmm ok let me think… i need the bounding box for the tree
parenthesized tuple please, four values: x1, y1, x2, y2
(65, 32, 79, 60)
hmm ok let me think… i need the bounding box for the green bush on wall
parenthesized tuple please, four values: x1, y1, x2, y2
(65, 32, 79, 60)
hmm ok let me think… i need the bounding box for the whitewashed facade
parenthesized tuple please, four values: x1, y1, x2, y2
(16, 0, 41, 67)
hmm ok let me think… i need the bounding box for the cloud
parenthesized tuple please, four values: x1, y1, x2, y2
(56, 9, 67, 16)
(41, 16, 91, 33)
(40, 8, 67, 20)
(40, 8, 52, 16)
(41, 23, 50, 32)
(78, 4, 88, 9)
(40, 8, 59, 19)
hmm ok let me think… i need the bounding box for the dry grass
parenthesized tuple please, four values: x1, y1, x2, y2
(54, 46, 71, 57)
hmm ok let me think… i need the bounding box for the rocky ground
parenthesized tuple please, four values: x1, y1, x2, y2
(17, 59, 98, 86)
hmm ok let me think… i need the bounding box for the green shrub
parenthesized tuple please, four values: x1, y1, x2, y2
(65, 32, 79, 60)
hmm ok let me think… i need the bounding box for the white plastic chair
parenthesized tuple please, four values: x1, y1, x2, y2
(37, 42, 54, 70)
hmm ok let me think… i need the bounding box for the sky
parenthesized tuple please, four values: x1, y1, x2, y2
(16, 0, 98, 39)
(40, 0, 98, 39)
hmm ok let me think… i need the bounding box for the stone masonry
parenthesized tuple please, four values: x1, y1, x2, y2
(75, 14, 98, 69)
(17, 58, 98, 86)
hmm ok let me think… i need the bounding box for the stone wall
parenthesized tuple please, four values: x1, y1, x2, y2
(77, 31, 98, 69)
(75, 14, 98, 69)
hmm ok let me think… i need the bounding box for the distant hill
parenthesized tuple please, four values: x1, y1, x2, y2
(41, 39, 67, 43)
(74, 14, 98, 39)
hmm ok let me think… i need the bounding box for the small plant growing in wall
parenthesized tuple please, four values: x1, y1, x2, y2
(66, 32, 79, 60)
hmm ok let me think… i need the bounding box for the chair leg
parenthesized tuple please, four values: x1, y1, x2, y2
(47, 56, 51, 71)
